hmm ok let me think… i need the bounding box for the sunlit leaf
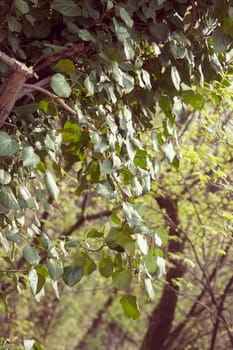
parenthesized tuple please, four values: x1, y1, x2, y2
(120, 295, 140, 319)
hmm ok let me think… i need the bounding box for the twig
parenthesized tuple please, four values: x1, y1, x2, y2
(209, 274, 233, 350)
(23, 83, 77, 117)
(63, 210, 112, 237)
(0, 269, 27, 273)
(35, 43, 86, 74)
(17, 76, 51, 100)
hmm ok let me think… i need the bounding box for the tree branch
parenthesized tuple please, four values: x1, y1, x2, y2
(34, 43, 86, 74)
(0, 50, 37, 126)
(63, 210, 112, 237)
(23, 83, 77, 117)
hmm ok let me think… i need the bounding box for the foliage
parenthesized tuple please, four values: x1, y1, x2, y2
(0, 0, 233, 348)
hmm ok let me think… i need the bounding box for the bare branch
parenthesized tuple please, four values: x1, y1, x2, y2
(63, 210, 112, 237)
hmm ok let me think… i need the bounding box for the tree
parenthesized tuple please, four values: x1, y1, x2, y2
(0, 0, 233, 348)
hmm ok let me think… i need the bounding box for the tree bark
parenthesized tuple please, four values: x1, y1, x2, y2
(0, 50, 36, 126)
(141, 195, 185, 350)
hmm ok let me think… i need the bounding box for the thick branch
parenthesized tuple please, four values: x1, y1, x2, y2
(0, 50, 37, 126)
(0, 51, 35, 77)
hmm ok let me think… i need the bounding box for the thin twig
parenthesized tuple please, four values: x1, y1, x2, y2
(23, 83, 77, 117)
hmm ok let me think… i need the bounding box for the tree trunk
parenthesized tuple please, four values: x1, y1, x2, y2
(141, 195, 185, 350)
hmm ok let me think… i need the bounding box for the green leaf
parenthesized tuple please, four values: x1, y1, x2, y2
(23, 339, 42, 350)
(157, 256, 166, 278)
(45, 172, 59, 200)
(144, 250, 157, 273)
(51, 73, 71, 98)
(113, 18, 130, 42)
(24, 339, 36, 350)
(122, 202, 144, 228)
(90, 133, 109, 153)
(36, 273, 45, 294)
(47, 259, 64, 280)
(0, 232, 10, 252)
(99, 257, 114, 278)
(150, 23, 170, 42)
(0, 170, 11, 185)
(8, 16, 22, 32)
(110, 208, 121, 224)
(96, 181, 117, 199)
(14, 0, 29, 14)
(120, 295, 140, 319)
(137, 234, 149, 254)
(119, 7, 133, 28)
(183, 91, 205, 110)
(36, 265, 49, 278)
(51, 0, 81, 16)
(84, 76, 95, 96)
(1, 295, 9, 316)
(212, 27, 231, 53)
(170, 40, 186, 59)
(23, 246, 40, 266)
(88, 161, 101, 183)
(6, 228, 21, 242)
(141, 69, 152, 90)
(132, 176, 143, 196)
(62, 266, 83, 286)
(99, 159, 114, 174)
(0, 132, 19, 157)
(75, 253, 97, 276)
(28, 269, 38, 295)
(113, 269, 132, 290)
(55, 59, 75, 74)
(0, 186, 19, 209)
(87, 229, 103, 238)
(22, 145, 40, 167)
(78, 29, 96, 42)
(171, 66, 181, 90)
(163, 142, 176, 163)
(105, 227, 125, 252)
(133, 149, 147, 169)
(144, 278, 155, 300)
